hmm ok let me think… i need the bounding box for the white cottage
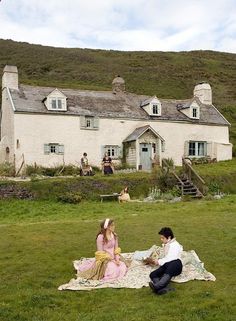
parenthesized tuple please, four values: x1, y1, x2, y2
(0, 65, 232, 171)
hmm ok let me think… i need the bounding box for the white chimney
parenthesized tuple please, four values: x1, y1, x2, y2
(193, 82, 212, 105)
(2, 65, 18, 90)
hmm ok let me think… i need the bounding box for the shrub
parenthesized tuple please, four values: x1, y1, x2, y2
(0, 162, 15, 177)
(25, 164, 43, 176)
(59, 165, 80, 176)
(57, 192, 82, 204)
(208, 181, 221, 195)
(157, 171, 176, 192)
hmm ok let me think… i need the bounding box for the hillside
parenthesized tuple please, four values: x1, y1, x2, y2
(0, 39, 235, 154)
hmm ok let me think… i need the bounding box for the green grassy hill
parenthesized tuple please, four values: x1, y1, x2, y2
(0, 39, 235, 154)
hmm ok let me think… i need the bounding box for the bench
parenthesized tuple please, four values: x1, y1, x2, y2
(100, 193, 121, 202)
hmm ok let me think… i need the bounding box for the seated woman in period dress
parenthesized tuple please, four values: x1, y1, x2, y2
(80, 152, 93, 176)
(76, 218, 127, 282)
(101, 153, 114, 175)
(118, 186, 131, 203)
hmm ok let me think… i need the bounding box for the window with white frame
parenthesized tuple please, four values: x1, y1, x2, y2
(151, 103, 161, 116)
(50, 97, 65, 110)
(191, 106, 200, 119)
(152, 104, 159, 114)
(104, 145, 120, 159)
(44, 143, 64, 155)
(188, 141, 206, 157)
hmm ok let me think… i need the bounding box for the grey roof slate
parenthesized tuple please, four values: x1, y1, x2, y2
(123, 125, 164, 142)
(9, 84, 229, 126)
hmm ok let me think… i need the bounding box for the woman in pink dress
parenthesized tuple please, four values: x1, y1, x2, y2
(77, 218, 127, 282)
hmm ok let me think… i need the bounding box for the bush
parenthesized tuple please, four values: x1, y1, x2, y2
(57, 192, 82, 204)
(25, 164, 43, 176)
(0, 163, 15, 177)
(157, 171, 176, 192)
(25, 164, 81, 177)
(208, 181, 221, 195)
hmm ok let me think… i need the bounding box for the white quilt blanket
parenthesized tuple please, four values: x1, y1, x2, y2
(58, 245, 216, 291)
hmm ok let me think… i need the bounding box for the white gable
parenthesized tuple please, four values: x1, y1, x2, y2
(141, 96, 162, 116)
(45, 88, 67, 111)
(179, 99, 200, 119)
(190, 101, 200, 119)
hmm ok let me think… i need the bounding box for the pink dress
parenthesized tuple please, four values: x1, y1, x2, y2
(78, 234, 127, 282)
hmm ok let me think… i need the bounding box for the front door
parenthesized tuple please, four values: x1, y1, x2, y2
(139, 143, 152, 170)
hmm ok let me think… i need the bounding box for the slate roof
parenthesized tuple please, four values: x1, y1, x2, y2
(9, 84, 229, 126)
(123, 125, 164, 142)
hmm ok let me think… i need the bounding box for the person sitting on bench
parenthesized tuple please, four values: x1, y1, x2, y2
(118, 186, 130, 203)
(80, 152, 94, 176)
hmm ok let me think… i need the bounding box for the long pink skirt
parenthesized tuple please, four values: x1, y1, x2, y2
(78, 258, 127, 282)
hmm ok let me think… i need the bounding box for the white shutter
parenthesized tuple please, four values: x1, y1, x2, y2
(184, 141, 189, 157)
(80, 116, 86, 128)
(117, 146, 122, 158)
(44, 144, 50, 154)
(206, 142, 212, 157)
(101, 145, 106, 158)
(58, 145, 65, 154)
(61, 99, 66, 110)
(93, 117, 99, 129)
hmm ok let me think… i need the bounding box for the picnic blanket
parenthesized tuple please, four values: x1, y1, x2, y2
(58, 245, 216, 291)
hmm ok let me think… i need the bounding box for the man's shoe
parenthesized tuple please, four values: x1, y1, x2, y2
(157, 286, 176, 295)
(149, 281, 158, 293)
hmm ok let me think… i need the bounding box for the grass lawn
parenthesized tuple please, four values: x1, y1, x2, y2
(0, 196, 236, 321)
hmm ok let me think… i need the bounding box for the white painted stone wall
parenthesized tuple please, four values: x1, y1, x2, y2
(0, 88, 15, 163)
(13, 112, 232, 169)
(2, 66, 18, 90)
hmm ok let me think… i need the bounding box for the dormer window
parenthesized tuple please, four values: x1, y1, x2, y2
(191, 105, 200, 119)
(141, 96, 162, 116)
(51, 97, 63, 110)
(152, 104, 159, 115)
(192, 107, 197, 118)
(44, 89, 67, 111)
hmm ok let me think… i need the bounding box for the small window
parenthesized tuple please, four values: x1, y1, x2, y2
(192, 108, 197, 118)
(86, 117, 92, 128)
(50, 145, 56, 153)
(104, 145, 120, 159)
(152, 104, 159, 114)
(152, 143, 156, 154)
(50, 98, 64, 110)
(80, 116, 99, 130)
(44, 144, 64, 155)
(191, 106, 199, 119)
(188, 141, 206, 157)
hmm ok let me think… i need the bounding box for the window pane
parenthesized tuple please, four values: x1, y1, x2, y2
(153, 104, 158, 114)
(105, 146, 119, 158)
(50, 145, 56, 153)
(57, 99, 62, 109)
(86, 119, 91, 127)
(198, 142, 205, 156)
(189, 142, 196, 156)
(51, 99, 57, 109)
(192, 108, 197, 118)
